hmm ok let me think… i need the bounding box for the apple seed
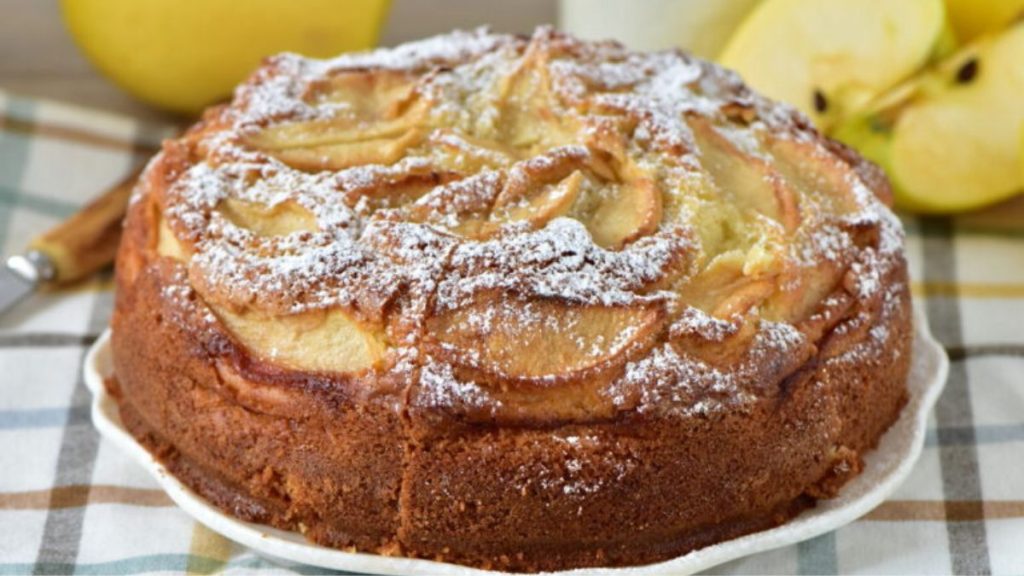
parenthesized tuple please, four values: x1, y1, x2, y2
(813, 89, 828, 113)
(956, 58, 979, 84)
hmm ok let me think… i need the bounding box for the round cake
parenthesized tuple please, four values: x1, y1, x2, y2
(110, 27, 912, 572)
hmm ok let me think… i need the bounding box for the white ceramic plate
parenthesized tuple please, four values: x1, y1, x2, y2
(84, 307, 948, 576)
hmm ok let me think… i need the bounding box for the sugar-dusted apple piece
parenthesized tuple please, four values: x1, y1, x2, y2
(426, 293, 664, 382)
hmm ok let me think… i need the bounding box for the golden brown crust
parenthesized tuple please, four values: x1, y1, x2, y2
(110, 27, 914, 572)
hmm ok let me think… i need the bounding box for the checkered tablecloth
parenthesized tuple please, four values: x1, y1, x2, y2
(1, 90, 1022, 575)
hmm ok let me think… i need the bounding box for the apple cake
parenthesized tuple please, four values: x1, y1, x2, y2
(110, 27, 912, 572)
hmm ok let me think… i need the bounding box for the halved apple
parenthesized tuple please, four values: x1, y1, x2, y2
(720, 0, 953, 130)
(427, 294, 663, 381)
(834, 24, 1024, 212)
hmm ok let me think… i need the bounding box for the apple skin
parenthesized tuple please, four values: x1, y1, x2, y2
(833, 23, 1024, 213)
(944, 0, 1024, 42)
(831, 116, 938, 213)
(1020, 125, 1024, 186)
(62, 0, 391, 115)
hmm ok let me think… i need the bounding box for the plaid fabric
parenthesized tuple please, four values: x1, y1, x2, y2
(1, 90, 1022, 576)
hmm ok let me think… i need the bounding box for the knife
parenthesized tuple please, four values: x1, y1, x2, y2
(0, 168, 140, 316)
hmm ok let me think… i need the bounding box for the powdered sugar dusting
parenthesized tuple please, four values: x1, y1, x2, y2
(611, 318, 807, 416)
(437, 219, 689, 310)
(145, 26, 907, 417)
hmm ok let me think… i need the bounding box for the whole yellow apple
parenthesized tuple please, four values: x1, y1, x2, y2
(944, 0, 1024, 42)
(61, 0, 391, 116)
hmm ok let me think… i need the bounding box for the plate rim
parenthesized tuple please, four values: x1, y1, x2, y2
(84, 307, 948, 576)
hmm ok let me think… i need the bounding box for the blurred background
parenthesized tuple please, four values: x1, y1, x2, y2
(0, 0, 558, 122)
(2, 0, 1021, 215)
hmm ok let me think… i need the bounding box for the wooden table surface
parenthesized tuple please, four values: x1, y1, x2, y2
(0, 0, 555, 124)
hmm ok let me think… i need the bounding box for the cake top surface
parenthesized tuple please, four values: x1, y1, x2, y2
(145, 27, 906, 421)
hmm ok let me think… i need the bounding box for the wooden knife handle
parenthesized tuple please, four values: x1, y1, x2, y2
(28, 167, 142, 284)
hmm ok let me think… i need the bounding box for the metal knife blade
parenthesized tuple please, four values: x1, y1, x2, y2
(0, 166, 141, 319)
(0, 252, 55, 317)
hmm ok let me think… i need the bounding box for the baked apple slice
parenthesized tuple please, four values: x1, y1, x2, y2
(764, 136, 864, 218)
(247, 69, 428, 170)
(429, 129, 519, 171)
(266, 128, 424, 171)
(156, 216, 189, 261)
(585, 176, 662, 249)
(252, 69, 424, 149)
(493, 170, 584, 229)
(216, 305, 388, 373)
(689, 118, 800, 232)
(247, 111, 421, 150)
(678, 249, 777, 318)
(218, 198, 318, 236)
(427, 293, 664, 382)
(314, 69, 421, 118)
(493, 45, 580, 151)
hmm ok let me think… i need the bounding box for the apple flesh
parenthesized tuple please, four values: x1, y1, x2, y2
(719, 0, 952, 130)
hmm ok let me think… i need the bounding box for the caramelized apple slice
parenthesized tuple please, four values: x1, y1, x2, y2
(245, 69, 425, 152)
(495, 170, 584, 228)
(493, 147, 589, 207)
(156, 217, 189, 261)
(429, 129, 518, 171)
(427, 294, 663, 381)
(677, 249, 777, 318)
(689, 118, 800, 232)
(407, 148, 593, 239)
(493, 45, 579, 151)
(249, 113, 421, 150)
(246, 68, 427, 170)
(668, 307, 760, 367)
(218, 198, 317, 236)
(586, 177, 662, 249)
(766, 136, 863, 218)
(405, 171, 504, 232)
(216, 305, 387, 373)
(252, 69, 424, 150)
(344, 171, 455, 213)
(314, 69, 420, 118)
(270, 128, 424, 171)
